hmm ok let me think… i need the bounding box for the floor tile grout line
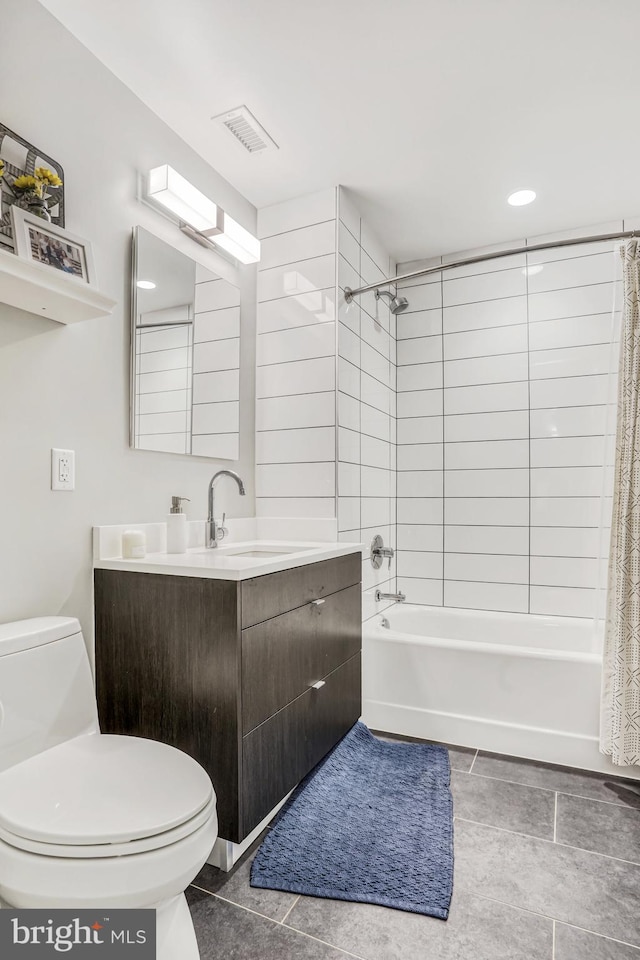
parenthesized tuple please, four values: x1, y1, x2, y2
(455, 816, 640, 865)
(279, 895, 300, 926)
(552, 919, 556, 960)
(467, 749, 479, 773)
(553, 792, 558, 842)
(473, 892, 640, 952)
(209, 891, 370, 960)
(465, 768, 637, 806)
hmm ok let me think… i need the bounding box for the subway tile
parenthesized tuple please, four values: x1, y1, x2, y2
(526, 251, 618, 293)
(444, 352, 528, 388)
(397, 470, 444, 498)
(338, 427, 360, 465)
(259, 220, 335, 271)
(338, 324, 360, 366)
(256, 497, 335, 518)
(397, 525, 444, 552)
(139, 325, 191, 352)
(194, 307, 240, 342)
(445, 525, 529, 555)
(530, 526, 604, 558)
(190, 433, 238, 459)
(137, 433, 187, 454)
(360, 289, 391, 330)
(444, 580, 528, 613)
(360, 312, 392, 359)
(397, 551, 443, 579)
(397, 416, 442, 444)
(445, 497, 529, 526)
(530, 556, 599, 589)
(338, 297, 360, 337)
(445, 439, 528, 470)
(258, 188, 336, 238)
(397, 443, 443, 471)
(530, 466, 607, 497)
(338, 497, 360, 533)
(192, 369, 239, 404)
(338, 357, 360, 399)
(403, 281, 442, 312)
(531, 436, 612, 468)
(360, 220, 391, 277)
(444, 324, 527, 361)
(361, 341, 390, 385)
(361, 465, 392, 497)
(443, 248, 526, 278)
(529, 343, 613, 380)
(443, 295, 528, 334)
(397, 389, 442, 418)
(361, 372, 393, 414)
(444, 381, 529, 415)
(338, 391, 359, 431)
(338, 461, 360, 497)
(526, 227, 621, 260)
(256, 356, 335, 398)
(531, 497, 603, 527)
(530, 374, 616, 409)
(138, 389, 190, 415)
(397, 577, 444, 605)
(528, 281, 619, 323)
(337, 219, 359, 270)
(258, 323, 335, 366)
(530, 585, 600, 618)
(257, 392, 335, 432)
(530, 405, 610, 439)
(194, 278, 240, 312)
(255, 462, 335, 498)
(193, 338, 239, 373)
(138, 411, 189, 436)
(397, 308, 442, 339)
(337, 187, 360, 240)
(397, 498, 443, 524)
(445, 553, 529, 584)
(445, 468, 529, 498)
(361, 403, 390, 441)
(139, 346, 190, 374)
(192, 401, 239, 435)
(138, 368, 190, 393)
(337, 253, 360, 296)
(528, 312, 617, 351)
(397, 362, 443, 392)
(361, 497, 392, 527)
(443, 267, 526, 307)
(397, 335, 442, 366)
(258, 254, 335, 303)
(361, 434, 390, 469)
(258, 288, 336, 334)
(445, 410, 529, 442)
(256, 426, 335, 464)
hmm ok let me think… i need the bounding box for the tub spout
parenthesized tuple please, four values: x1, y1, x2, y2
(375, 590, 406, 603)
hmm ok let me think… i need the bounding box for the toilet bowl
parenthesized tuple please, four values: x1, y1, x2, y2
(0, 617, 218, 959)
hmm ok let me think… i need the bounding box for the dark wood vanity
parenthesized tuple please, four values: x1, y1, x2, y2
(94, 552, 362, 843)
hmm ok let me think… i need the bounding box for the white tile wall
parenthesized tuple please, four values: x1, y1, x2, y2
(396, 232, 621, 616)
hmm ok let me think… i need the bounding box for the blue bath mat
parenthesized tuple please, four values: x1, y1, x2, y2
(250, 722, 453, 918)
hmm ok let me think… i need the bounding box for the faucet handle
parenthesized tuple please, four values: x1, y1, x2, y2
(216, 513, 229, 541)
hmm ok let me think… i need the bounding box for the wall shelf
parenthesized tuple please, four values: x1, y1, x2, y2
(0, 246, 116, 324)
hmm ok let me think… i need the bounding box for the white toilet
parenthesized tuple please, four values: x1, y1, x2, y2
(0, 616, 218, 959)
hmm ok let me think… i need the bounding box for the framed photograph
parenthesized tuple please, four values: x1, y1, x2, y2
(10, 205, 96, 286)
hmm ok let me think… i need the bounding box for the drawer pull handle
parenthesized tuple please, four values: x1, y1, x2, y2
(311, 599, 325, 607)
(310, 680, 326, 690)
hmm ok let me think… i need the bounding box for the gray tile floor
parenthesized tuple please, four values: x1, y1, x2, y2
(188, 734, 640, 959)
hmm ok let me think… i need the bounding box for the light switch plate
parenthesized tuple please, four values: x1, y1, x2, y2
(51, 448, 75, 491)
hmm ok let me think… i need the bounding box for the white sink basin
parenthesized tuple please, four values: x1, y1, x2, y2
(193, 541, 305, 559)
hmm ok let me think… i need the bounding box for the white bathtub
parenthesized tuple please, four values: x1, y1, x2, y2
(362, 604, 640, 778)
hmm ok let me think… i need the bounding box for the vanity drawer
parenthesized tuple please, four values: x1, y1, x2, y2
(240, 552, 361, 629)
(241, 583, 361, 734)
(241, 652, 361, 836)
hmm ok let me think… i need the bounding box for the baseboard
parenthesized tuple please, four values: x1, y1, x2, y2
(206, 791, 292, 871)
(363, 698, 640, 780)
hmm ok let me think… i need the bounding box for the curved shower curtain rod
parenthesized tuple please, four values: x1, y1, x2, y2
(344, 229, 637, 303)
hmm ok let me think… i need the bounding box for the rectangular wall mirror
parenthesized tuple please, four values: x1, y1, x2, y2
(130, 226, 240, 460)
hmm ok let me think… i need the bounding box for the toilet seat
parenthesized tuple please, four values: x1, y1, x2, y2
(0, 734, 215, 857)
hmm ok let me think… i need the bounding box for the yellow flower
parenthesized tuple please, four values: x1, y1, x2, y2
(13, 174, 38, 190)
(0, 160, 4, 179)
(34, 167, 62, 187)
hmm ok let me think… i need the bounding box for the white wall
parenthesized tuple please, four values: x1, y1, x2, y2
(395, 221, 629, 617)
(0, 0, 256, 643)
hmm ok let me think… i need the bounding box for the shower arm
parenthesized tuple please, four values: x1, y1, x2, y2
(343, 228, 637, 304)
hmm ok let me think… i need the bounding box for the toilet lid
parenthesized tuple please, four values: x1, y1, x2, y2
(0, 735, 214, 845)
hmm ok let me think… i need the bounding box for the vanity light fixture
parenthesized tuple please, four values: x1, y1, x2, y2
(146, 164, 260, 264)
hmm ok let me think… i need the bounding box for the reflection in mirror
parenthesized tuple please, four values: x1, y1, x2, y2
(131, 227, 240, 460)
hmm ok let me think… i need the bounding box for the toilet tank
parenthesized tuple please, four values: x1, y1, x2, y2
(0, 617, 99, 772)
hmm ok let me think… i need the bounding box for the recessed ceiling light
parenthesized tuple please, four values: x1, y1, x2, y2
(137, 280, 156, 290)
(508, 189, 536, 206)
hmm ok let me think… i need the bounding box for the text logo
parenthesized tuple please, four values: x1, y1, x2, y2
(0, 910, 156, 957)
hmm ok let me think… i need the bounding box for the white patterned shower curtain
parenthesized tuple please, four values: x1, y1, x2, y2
(600, 240, 640, 767)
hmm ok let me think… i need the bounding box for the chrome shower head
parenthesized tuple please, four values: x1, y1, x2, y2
(374, 288, 409, 314)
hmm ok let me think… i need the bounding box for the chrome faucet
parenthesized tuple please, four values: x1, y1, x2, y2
(207, 470, 246, 548)
(375, 589, 406, 603)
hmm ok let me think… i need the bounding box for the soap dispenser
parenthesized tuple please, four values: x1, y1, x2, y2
(167, 496, 190, 553)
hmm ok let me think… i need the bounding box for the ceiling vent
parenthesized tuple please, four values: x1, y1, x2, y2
(212, 105, 279, 154)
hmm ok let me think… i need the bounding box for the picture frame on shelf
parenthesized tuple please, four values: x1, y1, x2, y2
(0, 122, 65, 250)
(10, 206, 96, 287)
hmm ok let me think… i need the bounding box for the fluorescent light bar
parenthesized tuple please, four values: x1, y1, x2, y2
(213, 212, 261, 264)
(147, 165, 223, 234)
